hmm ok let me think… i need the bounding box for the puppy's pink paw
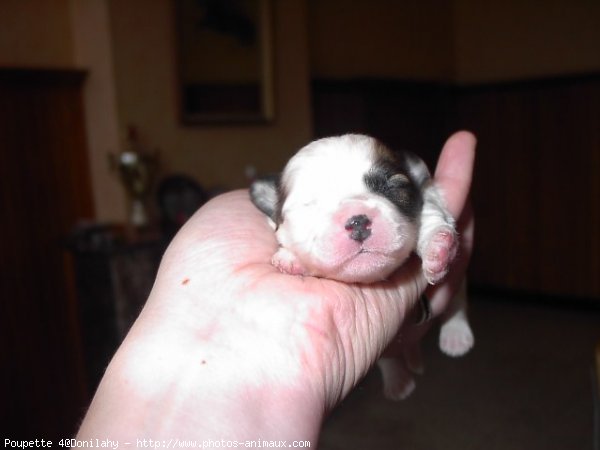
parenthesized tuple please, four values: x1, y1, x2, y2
(271, 247, 307, 276)
(422, 227, 457, 284)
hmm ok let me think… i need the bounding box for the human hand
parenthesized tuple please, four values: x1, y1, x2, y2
(77, 131, 475, 443)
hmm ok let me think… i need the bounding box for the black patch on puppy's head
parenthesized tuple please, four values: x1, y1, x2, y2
(364, 144, 424, 221)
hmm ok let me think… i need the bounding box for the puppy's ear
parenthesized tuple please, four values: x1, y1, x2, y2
(249, 175, 280, 221)
(402, 152, 432, 189)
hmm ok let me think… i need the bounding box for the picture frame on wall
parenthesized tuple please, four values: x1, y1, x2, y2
(175, 0, 275, 124)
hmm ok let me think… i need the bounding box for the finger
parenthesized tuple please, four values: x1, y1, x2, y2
(422, 133, 475, 316)
(434, 130, 476, 219)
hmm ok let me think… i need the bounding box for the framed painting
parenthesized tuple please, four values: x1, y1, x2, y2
(176, 0, 275, 124)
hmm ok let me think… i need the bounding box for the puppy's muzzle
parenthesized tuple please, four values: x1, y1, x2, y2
(345, 214, 372, 242)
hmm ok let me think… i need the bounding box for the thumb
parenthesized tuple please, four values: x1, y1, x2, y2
(434, 131, 476, 219)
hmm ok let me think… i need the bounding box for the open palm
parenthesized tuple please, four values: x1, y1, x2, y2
(77, 131, 475, 440)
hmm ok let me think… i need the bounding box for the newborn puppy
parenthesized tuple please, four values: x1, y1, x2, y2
(250, 134, 473, 399)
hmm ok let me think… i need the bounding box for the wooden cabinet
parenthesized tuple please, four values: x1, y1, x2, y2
(67, 230, 164, 392)
(0, 69, 94, 438)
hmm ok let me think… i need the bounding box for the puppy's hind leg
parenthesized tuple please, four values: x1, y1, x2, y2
(439, 279, 474, 357)
(377, 356, 417, 401)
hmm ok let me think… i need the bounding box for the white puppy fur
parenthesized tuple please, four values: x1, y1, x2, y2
(250, 134, 474, 400)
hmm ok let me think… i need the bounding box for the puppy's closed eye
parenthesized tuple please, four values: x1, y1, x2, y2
(388, 173, 411, 187)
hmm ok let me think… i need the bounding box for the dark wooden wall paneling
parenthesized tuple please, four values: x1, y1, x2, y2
(312, 75, 600, 300)
(312, 80, 453, 168)
(0, 69, 94, 438)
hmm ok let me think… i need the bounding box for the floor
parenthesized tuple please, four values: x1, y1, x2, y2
(318, 295, 600, 450)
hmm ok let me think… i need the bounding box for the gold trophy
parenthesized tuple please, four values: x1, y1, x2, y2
(109, 126, 158, 229)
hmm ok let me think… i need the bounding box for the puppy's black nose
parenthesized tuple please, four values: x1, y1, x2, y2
(345, 214, 372, 242)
